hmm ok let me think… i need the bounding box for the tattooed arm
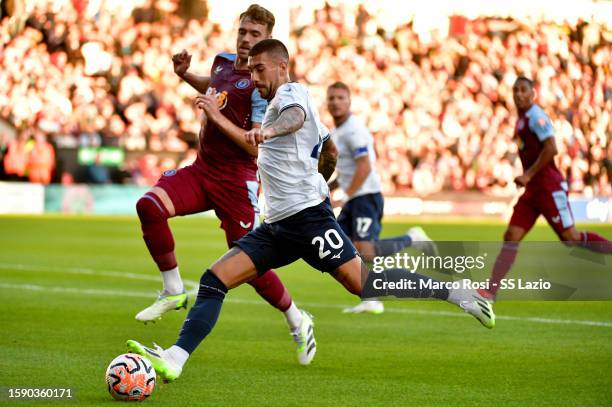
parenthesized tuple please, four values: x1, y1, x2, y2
(266, 106, 306, 138)
(245, 107, 306, 145)
(318, 138, 338, 181)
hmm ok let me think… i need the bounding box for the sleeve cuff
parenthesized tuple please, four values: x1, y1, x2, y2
(279, 103, 307, 120)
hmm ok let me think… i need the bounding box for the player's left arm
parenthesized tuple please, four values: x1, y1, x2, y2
(515, 138, 558, 186)
(318, 137, 338, 181)
(515, 111, 557, 187)
(195, 95, 258, 157)
(245, 107, 305, 145)
(343, 126, 373, 196)
(344, 155, 371, 196)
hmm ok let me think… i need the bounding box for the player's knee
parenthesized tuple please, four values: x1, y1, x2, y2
(346, 280, 362, 297)
(332, 266, 362, 297)
(136, 194, 168, 223)
(197, 270, 228, 299)
(559, 228, 581, 243)
(353, 241, 375, 262)
(335, 272, 361, 297)
(503, 228, 522, 242)
(210, 257, 234, 280)
(209, 262, 238, 290)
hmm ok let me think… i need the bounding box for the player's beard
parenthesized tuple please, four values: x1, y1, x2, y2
(258, 85, 273, 100)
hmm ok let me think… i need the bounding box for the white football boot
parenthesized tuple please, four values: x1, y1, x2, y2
(291, 310, 316, 365)
(135, 292, 188, 323)
(450, 279, 495, 329)
(407, 226, 439, 256)
(342, 300, 384, 314)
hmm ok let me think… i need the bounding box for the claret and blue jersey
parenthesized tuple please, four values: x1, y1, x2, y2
(197, 52, 268, 180)
(515, 104, 564, 187)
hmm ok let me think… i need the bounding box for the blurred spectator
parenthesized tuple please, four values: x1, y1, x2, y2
(3, 131, 29, 180)
(61, 171, 95, 213)
(178, 147, 197, 169)
(87, 153, 110, 184)
(28, 131, 55, 184)
(0, 1, 609, 197)
(290, 4, 611, 197)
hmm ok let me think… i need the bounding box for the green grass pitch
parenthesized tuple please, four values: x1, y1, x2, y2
(0, 215, 610, 406)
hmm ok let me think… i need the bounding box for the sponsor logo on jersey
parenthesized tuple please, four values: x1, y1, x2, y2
(235, 79, 250, 89)
(517, 118, 525, 131)
(216, 91, 228, 110)
(331, 249, 344, 259)
(214, 65, 223, 74)
(239, 221, 252, 229)
(551, 216, 560, 223)
(163, 169, 177, 177)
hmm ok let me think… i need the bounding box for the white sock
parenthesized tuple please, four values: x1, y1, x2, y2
(447, 288, 463, 306)
(163, 345, 189, 368)
(162, 266, 184, 295)
(284, 301, 303, 332)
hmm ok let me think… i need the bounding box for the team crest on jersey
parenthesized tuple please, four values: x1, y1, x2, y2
(537, 117, 546, 128)
(206, 87, 229, 110)
(235, 79, 250, 89)
(163, 169, 177, 177)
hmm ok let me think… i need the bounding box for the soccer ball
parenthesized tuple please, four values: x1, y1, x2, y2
(106, 353, 156, 401)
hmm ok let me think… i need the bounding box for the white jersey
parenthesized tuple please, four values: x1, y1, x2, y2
(331, 114, 381, 199)
(258, 82, 330, 223)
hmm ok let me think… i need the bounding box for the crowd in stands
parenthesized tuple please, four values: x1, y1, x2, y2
(0, 1, 609, 197)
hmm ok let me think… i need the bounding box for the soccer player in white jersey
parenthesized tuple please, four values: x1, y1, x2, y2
(126, 39, 495, 382)
(327, 81, 438, 314)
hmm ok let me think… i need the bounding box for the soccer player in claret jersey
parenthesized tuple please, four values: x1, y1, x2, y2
(127, 39, 495, 382)
(326, 82, 438, 315)
(477, 77, 612, 302)
(133, 5, 314, 363)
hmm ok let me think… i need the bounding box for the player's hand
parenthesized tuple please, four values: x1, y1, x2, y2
(172, 49, 191, 77)
(514, 174, 531, 187)
(245, 127, 272, 146)
(331, 199, 345, 209)
(194, 95, 220, 121)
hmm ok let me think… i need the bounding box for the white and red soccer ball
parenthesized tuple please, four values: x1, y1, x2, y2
(106, 353, 156, 401)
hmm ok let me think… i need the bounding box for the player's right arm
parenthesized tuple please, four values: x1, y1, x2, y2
(262, 106, 305, 139)
(245, 84, 308, 144)
(245, 106, 305, 145)
(195, 94, 259, 157)
(173, 50, 211, 94)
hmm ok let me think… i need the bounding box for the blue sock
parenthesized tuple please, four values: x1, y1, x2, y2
(374, 235, 412, 256)
(175, 270, 227, 354)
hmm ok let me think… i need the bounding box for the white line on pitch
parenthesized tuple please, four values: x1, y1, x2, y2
(0, 276, 611, 328)
(0, 282, 157, 298)
(225, 297, 612, 328)
(0, 262, 200, 290)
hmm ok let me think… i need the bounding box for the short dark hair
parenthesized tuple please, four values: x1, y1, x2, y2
(239, 4, 275, 34)
(327, 81, 351, 96)
(514, 76, 534, 88)
(248, 38, 289, 60)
